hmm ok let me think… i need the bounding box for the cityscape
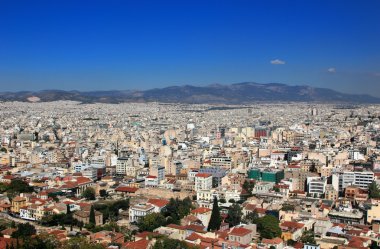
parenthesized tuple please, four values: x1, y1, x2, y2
(1, 1, 380, 249)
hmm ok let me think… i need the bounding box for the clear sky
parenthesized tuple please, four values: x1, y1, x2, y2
(0, 0, 379, 96)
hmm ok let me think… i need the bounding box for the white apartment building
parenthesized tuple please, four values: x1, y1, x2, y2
(129, 203, 155, 223)
(195, 173, 212, 192)
(307, 177, 327, 197)
(332, 171, 374, 192)
(116, 156, 135, 176)
(210, 157, 232, 168)
(149, 165, 165, 182)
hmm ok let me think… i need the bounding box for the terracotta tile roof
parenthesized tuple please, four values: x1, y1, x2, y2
(167, 224, 186, 230)
(195, 173, 212, 178)
(184, 224, 206, 233)
(147, 198, 169, 208)
(262, 237, 283, 245)
(186, 233, 203, 242)
(229, 227, 252, 237)
(124, 239, 150, 249)
(115, 186, 139, 193)
(191, 207, 211, 214)
(281, 221, 304, 229)
(74, 176, 93, 185)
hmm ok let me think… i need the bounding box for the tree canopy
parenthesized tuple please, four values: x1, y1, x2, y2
(11, 223, 37, 239)
(152, 237, 199, 249)
(369, 181, 380, 199)
(226, 203, 243, 227)
(82, 187, 96, 200)
(256, 215, 282, 239)
(161, 197, 193, 224)
(137, 213, 167, 232)
(300, 230, 316, 244)
(207, 197, 221, 231)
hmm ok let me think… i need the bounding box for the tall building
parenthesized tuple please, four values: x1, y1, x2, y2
(116, 156, 134, 176)
(332, 171, 374, 192)
(195, 173, 212, 191)
(307, 177, 327, 197)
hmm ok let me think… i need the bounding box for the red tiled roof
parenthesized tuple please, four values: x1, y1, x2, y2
(167, 224, 186, 230)
(191, 207, 211, 214)
(124, 239, 150, 249)
(262, 237, 283, 245)
(195, 173, 211, 178)
(115, 186, 139, 193)
(229, 227, 252, 237)
(147, 198, 169, 208)
(281, 221, 304, 229)
(75, 176, 93, 185)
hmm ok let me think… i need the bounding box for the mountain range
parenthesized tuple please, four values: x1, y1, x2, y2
(0, 82, 378, 104)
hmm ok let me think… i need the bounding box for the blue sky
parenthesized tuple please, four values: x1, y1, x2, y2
(0, 0, 379, 96)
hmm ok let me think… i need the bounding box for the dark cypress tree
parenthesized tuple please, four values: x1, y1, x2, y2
(89, 205, 96, 225)
(67, 204, 71, 214)
(207, 197, 221, 231)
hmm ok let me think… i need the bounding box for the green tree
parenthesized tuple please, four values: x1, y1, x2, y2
(152, 237, 197, 249)
(161, 197, 193, 225)
(82, 187, 96, 200)
(11, 223, 36, 239)
(207, 197, 221, 231)
(99, 189, 108, 198)
(242, 180, 255, 196)
(137, 213, 167, 232)
(66, 204, 71, 214)
(369, 181, 380, 198)
(89, 205, 96, 225)
(281, 203, 295, 212)
(256, 215, 282, 239)
(226, 203, 243, 227)
(370, 241, 380, 249)
(243, 210, 259, 224)
(60, 237, 105, 249)
(300, 230, 316, 244)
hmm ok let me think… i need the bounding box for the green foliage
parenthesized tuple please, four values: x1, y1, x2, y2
(287, 239, 297, 246)
(0, 147, 7, 153)
(242, 180, 255, 196)
(152, 237, 198, 249)
(281, 203, 295, 211)
(60, 237, 106, 249)
(89, 205, 96, 225)
(226, 203, 243, 227)
(369, 181, 380, 198)
(82, 187, 96, 200)
(208, 197, 221, 231)
(99, 189, 108, 198)
(86, 222, 120, 233)
(1, 179, 34, 199)
(11, 223, 36, 239)
(243, 210, 259, 224)
(370, 241, 380, 249)
(161, 197, 193, 224)
(300, 230, 316, 244)
(256, 215, 282, 239)
(94, 199, 129, 222)
(137, 213, 167, 232)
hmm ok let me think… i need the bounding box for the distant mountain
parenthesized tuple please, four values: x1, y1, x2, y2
(0, 82, 379, 104)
